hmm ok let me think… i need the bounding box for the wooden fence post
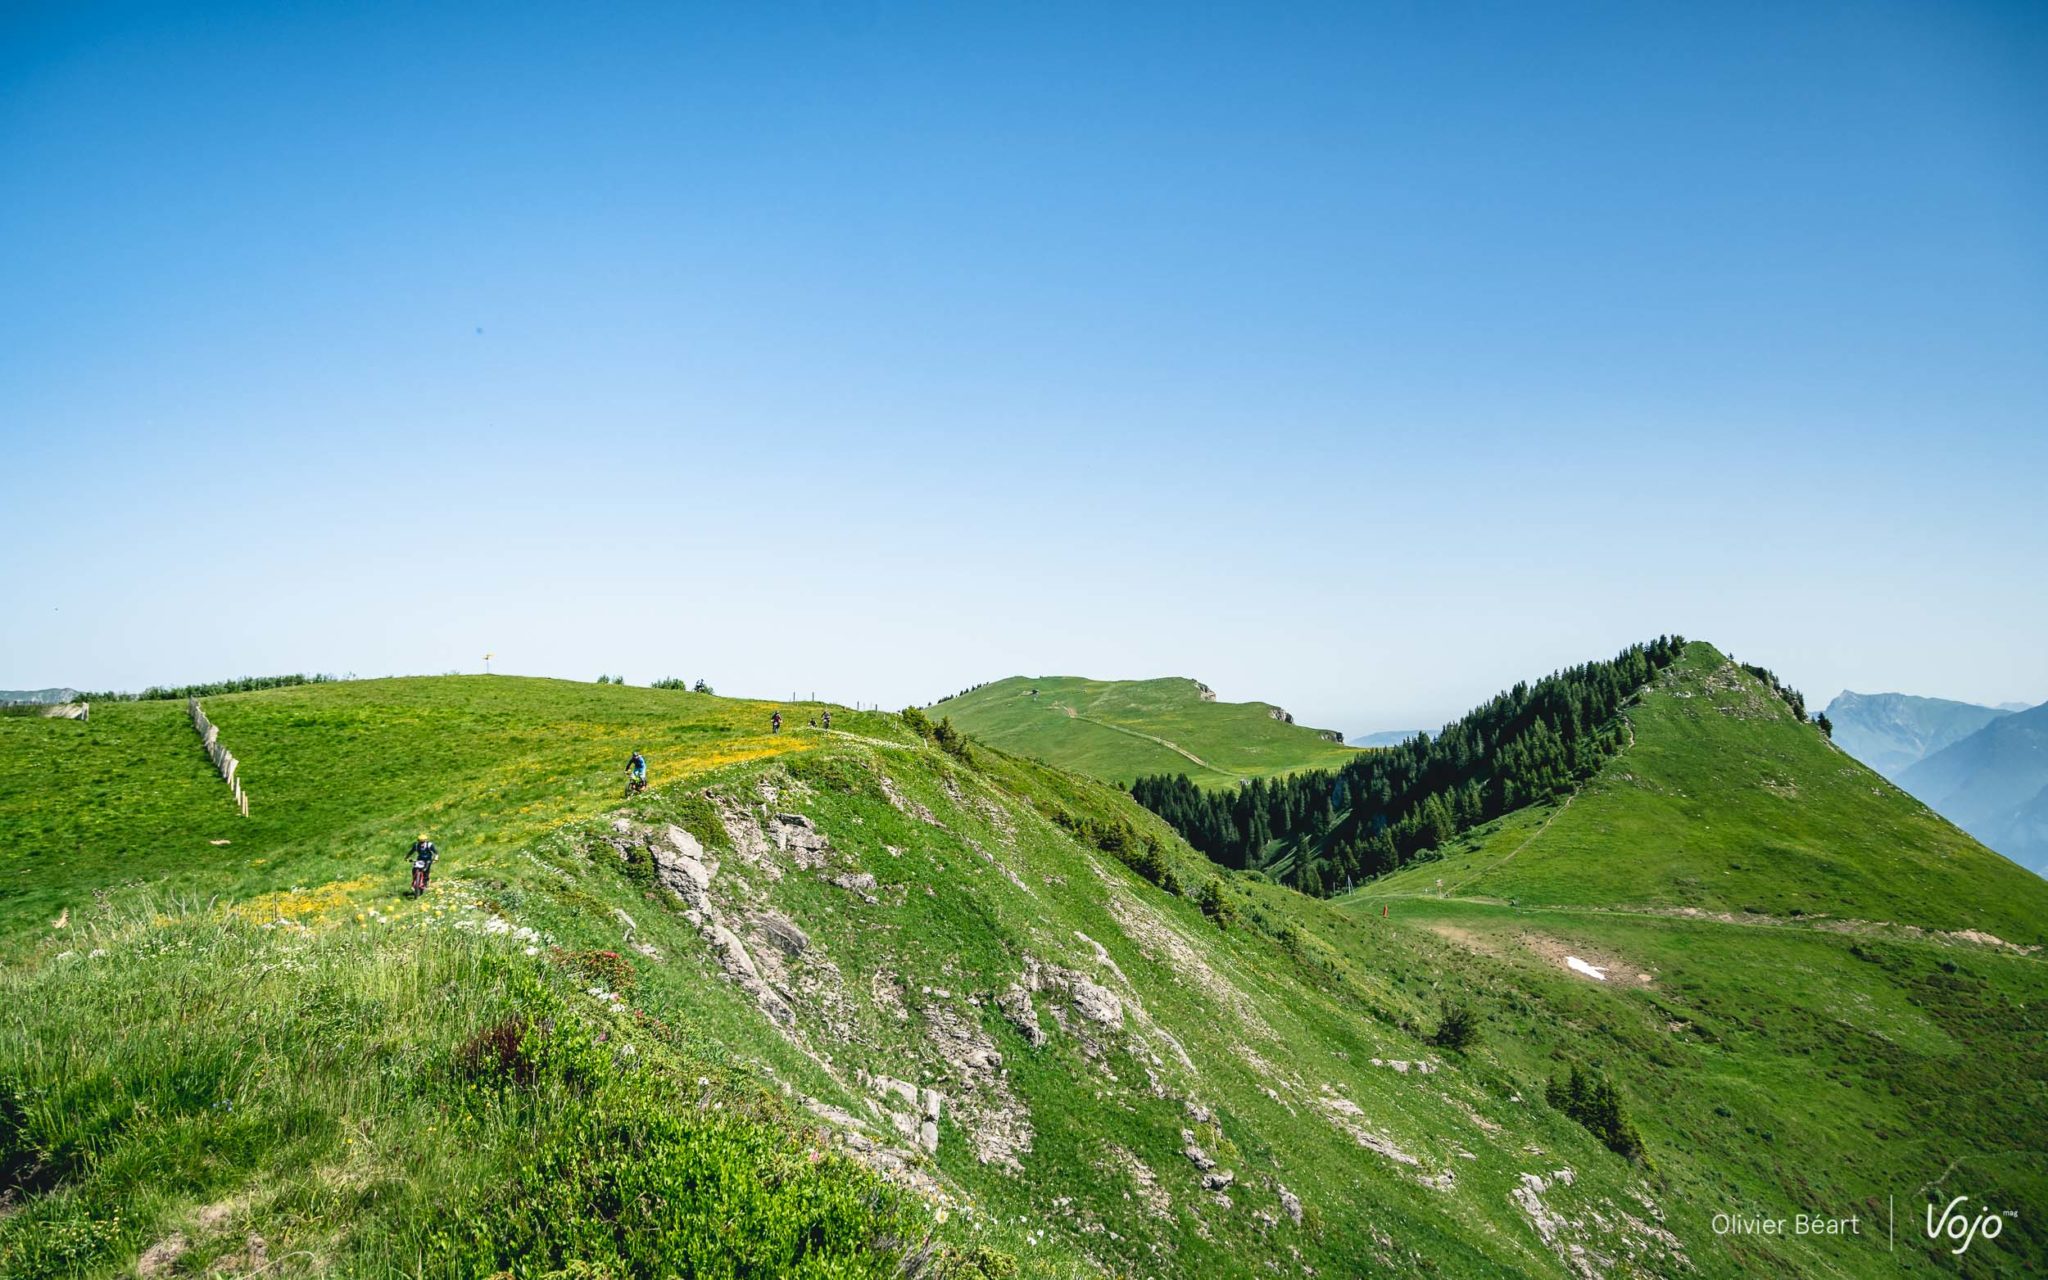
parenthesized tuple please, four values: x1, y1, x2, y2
(189, 698, 250, 817)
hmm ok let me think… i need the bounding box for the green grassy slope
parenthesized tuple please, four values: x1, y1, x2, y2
(0, 677, 849, 941)
(932, 676, 1358, 787)
(1319, 893, 2048, 1277)
(5, 672, 2046, 1277)
(1365, 643, 2048, 945)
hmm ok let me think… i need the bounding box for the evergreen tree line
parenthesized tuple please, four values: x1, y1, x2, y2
(1129, 637, 1692, 895)
(79, 673, 342, 702)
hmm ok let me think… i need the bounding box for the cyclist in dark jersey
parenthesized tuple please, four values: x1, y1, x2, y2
(408, 835, 438, 897)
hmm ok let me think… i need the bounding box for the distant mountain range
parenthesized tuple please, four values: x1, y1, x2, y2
(1350, 729, 1425, 748)
(1824, 690, 2047, 875)
(0, 688, 78, 705)
(1898, 701, 2048, 875)
(1821, 691, 2011, 777)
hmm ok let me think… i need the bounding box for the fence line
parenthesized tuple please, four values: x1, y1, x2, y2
(189, 697, 250, 816)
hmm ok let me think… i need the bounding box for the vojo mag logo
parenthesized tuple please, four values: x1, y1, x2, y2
(1923, 1194, 2014, 1257)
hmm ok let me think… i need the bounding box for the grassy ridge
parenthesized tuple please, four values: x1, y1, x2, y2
(933, 676, 1358, 787)
(0, 677, 871, 941)
(1366, 644, 2048, 945)
(6, 669, 2047, 1276)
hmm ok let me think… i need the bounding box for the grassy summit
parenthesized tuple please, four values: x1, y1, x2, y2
(931, 675, 1358, 787)
(2, 660, 2045, 1277)
(1366, 643, 2047, 943)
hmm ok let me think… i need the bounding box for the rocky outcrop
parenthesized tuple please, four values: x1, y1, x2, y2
(829, 871, 879, 902)
(1020, 955, 1124, 1029)
(622, 820, 792, 1025)
(1278, 1183, 1304, 1225)
(922, 997, 1031, 1170)
(877, 773, 942, 826)
(751, 912, 809, 958)
(771, 813, 833, 870)
(996, 984, 1046, 1046)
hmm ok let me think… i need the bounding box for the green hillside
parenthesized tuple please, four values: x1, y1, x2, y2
(1365, 643, 2048, 943)
(931, 676, 1358, 787)
(3, 667, 2046, 1277)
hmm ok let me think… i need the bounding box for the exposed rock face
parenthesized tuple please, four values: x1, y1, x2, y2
(627, 819, 791, 1025)
(1268, 706, 1295, 724)
(922, 997, 1031, 1170)
(1315, 1092, 1420, 1166)
(877, 772, 943, 826)
(1181, 1130, 1217, 1171)
(772, 813, 833, 869)
(1021, 955, 1124, 1029)
(1278, 1184, 1304, 1225)
(997, 984, 1046, 1047)
(752, 913, 809, 958)
(1201, 1169, 1235, 1191)
(830, 871, 879, 902)
(651, 838, 714, 907)
(712, 793, 780, 879)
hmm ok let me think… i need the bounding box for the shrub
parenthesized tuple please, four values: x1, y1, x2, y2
(554, 949, 637, 994)
(1430, 1002, 1479, 1052)
(1050, 812, 1179, 894)
(423, 992, 974, 1279)
(901, 705, 935, 740)
(1196, 879, 1237, 929)
(932, 716, 973, 763)
(1545, 1063, 1646, 1162)
(616, 841, 657, 892)
(457, 1017, 538, 1087)
(650, 677, 689, 691)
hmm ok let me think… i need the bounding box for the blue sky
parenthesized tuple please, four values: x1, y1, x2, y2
(4, 1, 2045, 731)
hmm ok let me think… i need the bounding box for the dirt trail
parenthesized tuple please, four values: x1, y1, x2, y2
(1437, 708, 1637, 898)
(1047, 704, 1220, 774)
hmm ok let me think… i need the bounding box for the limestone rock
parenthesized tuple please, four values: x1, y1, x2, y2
(830, 871, 879, 902)
(753, 913, 810, 958)
(1279, 1184, 1304, 1225)
(997, 985, 1046, 1046)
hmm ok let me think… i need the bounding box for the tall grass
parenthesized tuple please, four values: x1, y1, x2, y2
(0, 904, 1013, 1279)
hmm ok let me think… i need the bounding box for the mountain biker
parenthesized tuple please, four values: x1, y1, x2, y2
(628, 750, 647, 784)
(409, 834, 438, 897)
(822, 710, 831, 730)
(771, 711, 782, 734)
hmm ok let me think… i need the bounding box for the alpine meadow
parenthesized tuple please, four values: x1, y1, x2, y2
(5, 3, 2046, 1277)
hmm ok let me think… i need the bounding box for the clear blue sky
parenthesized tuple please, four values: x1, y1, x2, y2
(4, 1, 2045, 731)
